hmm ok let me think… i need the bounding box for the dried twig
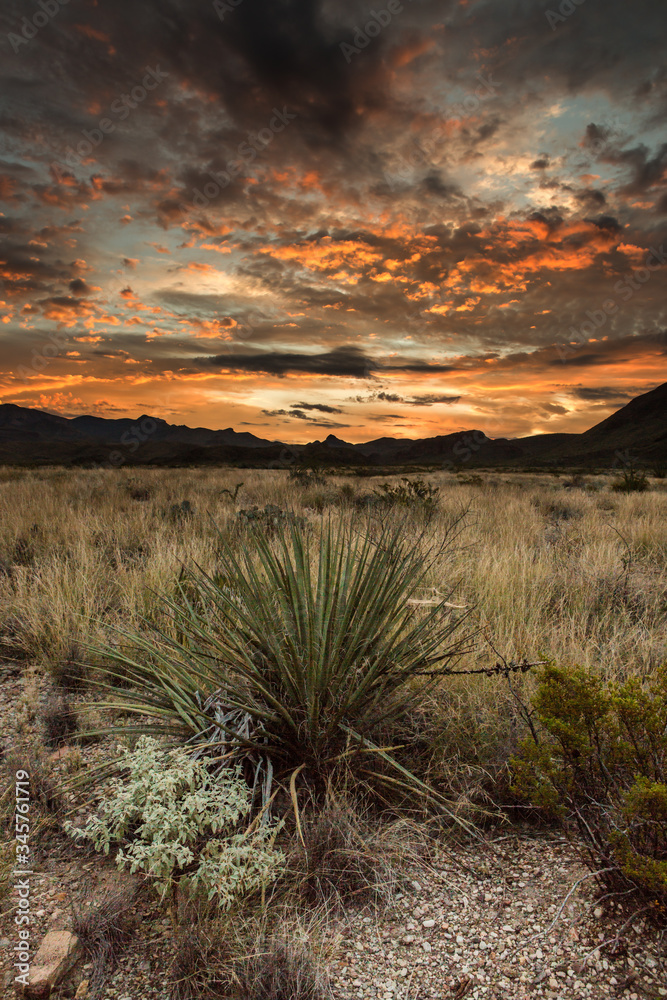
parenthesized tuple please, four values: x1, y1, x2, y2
(580, 904, 653, 968)
(414, 659, 546, 678)
(518, 868, 618, 949)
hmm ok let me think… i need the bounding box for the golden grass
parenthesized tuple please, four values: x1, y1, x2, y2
(1, 467, 664, 681)
(1, 465, 665, 790)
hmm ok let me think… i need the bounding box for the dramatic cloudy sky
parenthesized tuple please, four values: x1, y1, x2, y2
(0, 0, 665, 442)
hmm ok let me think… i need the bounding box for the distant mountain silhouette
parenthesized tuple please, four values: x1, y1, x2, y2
(0, 404, 274, 448)
(0, 382, 665, 468)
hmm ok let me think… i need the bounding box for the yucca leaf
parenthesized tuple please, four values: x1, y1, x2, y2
(82, 516, 477, 814)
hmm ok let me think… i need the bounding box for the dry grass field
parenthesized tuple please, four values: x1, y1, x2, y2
(1, 467, 666, 998)
(1, 467, 665, 672)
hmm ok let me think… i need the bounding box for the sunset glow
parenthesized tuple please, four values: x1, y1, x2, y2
(1, 0, 665, 442)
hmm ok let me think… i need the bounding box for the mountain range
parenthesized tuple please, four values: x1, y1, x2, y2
(0, 382, 665, 469)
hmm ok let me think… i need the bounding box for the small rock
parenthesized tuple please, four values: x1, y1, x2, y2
(22, 930, 82, 999)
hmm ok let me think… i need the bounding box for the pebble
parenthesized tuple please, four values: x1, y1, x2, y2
(325, 835, 664, 1000)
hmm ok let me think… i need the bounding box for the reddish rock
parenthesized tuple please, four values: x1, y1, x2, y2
(19, 930, 82, 998)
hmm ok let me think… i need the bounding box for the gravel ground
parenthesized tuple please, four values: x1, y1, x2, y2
(327, 835, 666, 1000)
(1, 662, 665, 998)
(1, 831, 665, 999)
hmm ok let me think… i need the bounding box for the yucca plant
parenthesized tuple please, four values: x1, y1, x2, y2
(88, 519, 478, 818)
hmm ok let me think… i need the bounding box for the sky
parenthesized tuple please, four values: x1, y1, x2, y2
(0, 0, 665, 444)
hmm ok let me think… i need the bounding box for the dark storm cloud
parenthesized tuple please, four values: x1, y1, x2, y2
(0, 238, 76, 295)
(420, 174, 465, 201)
(261, 407, 349, 428)
(576, 189, 607, 208)
(569, 386, 634, 402)
(407, 393, 461, 406)
(0, 0, 390, 147)
(203, 346, 460, 377)
(206, 346, 375, 377)
(456, 0, 667, 109)
(615, 143, 667, 194)
(359, 390, 460, 407)
(548, 331, 667, 369)
(582, 125, 667, 196)
(292, 402, 343, 413)
(68, 278, 93, 296)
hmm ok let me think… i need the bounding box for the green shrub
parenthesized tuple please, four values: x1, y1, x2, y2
(611, 465, 649, 493)
(90, 521, 476, 823)
(167, 500, 195, 522)
(289, 467, 329, 488)
(371, 478, 440, 511)
(513, 664, 667, 919)
(236, 504, 305, 534)
(65, 737, 284, 906)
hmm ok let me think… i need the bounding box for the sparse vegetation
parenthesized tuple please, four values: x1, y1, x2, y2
(371, 477, 440, 512)
(0, 466, 665, 993)
(286, 793, 415, 907)
(87, 518, 477, 819)
(65, 737, 284, 907)
(513, 664, 667, 919)
(289, 466, 329, 488)
(612, 464, 650, 493)
(40, 692, 78, 747)
(72, 886, 137, 995)
(236, 503, 306, 533)
(234, 938, 332, 1000)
